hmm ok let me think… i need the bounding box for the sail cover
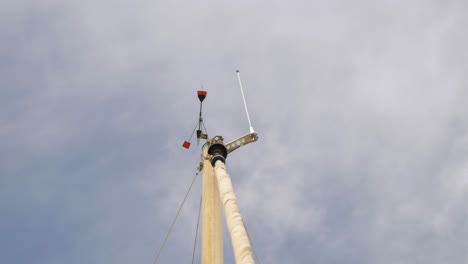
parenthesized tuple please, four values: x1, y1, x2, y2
(213, 160, 255, 264)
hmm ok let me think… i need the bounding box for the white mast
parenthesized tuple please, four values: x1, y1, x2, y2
(201, 144, 224, 264)
(202, 134, 258, 264)
(183, 72, 258, 264)
(214, 159, 254, 264)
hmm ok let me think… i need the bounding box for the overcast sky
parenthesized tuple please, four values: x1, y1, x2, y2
(1, 0, 468, 263)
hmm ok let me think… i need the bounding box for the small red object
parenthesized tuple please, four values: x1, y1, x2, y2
(182, 141, 191, 149)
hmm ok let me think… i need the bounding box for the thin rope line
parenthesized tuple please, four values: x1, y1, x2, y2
(244, 222, 261, 264)
(191, 195, 202, 264)
(201, 121, 208, 137)
(153, 172, 199, 264)
(188, 121, 199, 142)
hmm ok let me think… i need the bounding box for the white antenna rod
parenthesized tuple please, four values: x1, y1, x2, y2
(236, 70, 255, 133)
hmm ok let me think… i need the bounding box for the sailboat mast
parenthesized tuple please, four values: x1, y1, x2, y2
(213, 159, 255, 264)
(201, 143, 223, 264)
(203, 136, 256, 264)
(183, 73, 258, 264)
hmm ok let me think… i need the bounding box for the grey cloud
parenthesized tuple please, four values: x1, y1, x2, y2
(1, 0, 468, 263)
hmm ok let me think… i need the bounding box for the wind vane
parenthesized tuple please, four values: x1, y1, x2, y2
(182, 90, 209, 149)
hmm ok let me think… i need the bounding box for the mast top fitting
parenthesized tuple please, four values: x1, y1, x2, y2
(208, 136, 228, 166)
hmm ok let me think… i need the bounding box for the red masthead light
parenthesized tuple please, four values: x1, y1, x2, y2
(198, 91, 207, 102)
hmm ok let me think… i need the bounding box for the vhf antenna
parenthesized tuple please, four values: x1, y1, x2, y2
(237, 70, 255, 133)
(182, 90, 208, 149)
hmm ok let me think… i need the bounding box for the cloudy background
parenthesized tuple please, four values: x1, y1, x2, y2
(1, 0, 468, 263)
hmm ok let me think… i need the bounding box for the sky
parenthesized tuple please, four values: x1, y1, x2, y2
(1, 0, 468, 263)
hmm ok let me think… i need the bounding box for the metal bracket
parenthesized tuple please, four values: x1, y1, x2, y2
(196, 162, 203, 175)
(196, 133, 258, 173)
(225, 132, 258, 154)
(210, 135, 225, 145)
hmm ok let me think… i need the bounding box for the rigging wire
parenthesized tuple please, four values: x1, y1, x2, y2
(188, 121, 199, 142)
(153, 172, 200, 264)
(201, 121, 209, 138)
(244, 222, 262, 264)
(191, 196, 202, 264)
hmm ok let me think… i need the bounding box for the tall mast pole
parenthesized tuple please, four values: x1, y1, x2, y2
(184, 76, 258, 264)
(213, 159, 254, 264)
(207, 136, 256, 264)
(201, 143, 223, 264)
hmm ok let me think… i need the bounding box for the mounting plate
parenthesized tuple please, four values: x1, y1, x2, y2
(225, 132, 258, 154)
(195, 133, 258, 174)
